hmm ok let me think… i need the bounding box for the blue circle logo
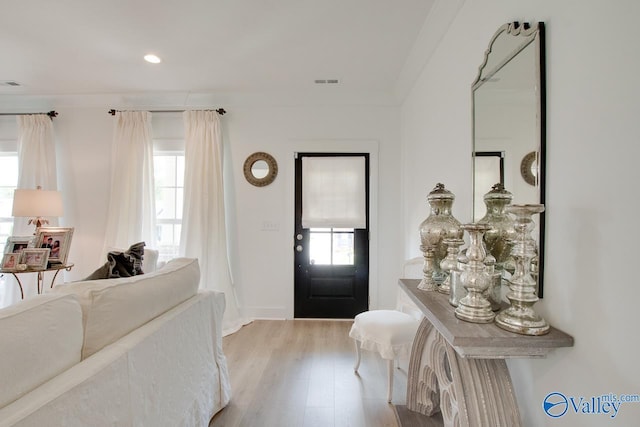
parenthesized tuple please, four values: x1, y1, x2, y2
(543, 392, 568, 418)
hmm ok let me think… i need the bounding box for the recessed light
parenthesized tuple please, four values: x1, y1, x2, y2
(144, 54, 161, 64)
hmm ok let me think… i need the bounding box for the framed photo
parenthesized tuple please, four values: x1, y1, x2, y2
(34, 227, 74, 265)
(21, 248, 50, 270)
(2, 253, 20, 270)
(4, 236, 33, 255)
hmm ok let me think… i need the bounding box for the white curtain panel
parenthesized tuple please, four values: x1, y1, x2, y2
(180, 111, 244, 335)
(0, 115, 58, 307)
(301, 156, 366, 228)
(103, 111, 156, 253)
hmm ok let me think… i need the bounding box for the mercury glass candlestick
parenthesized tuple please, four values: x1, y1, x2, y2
(455, 224, 495, 323)
(483, 254, 502, 311)
(418, 183, 463, 285)
(417, 245, 437, 291)
(449, 249, 468, 307)
(438, 238, 464, 295)
(495, 204, 550, 335)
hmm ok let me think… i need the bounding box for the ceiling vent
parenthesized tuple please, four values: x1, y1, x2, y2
(0, 81, 21, 87)
(314, 79, 339, 84)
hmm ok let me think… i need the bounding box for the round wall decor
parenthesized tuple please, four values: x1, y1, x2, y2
(520, 151, 538, 186)
(243, 152, 278, 187)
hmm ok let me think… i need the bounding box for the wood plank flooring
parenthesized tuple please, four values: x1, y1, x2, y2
(210, 319, 407, 427)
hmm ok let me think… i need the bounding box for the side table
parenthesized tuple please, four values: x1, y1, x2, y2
(1, 263, 74, 299)
(395, 278, 574, 427)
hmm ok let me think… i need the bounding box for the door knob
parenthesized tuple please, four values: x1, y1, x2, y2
(295, 245, 303, 252)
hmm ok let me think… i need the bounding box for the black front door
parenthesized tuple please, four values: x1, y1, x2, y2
(294, 153, 369, 318)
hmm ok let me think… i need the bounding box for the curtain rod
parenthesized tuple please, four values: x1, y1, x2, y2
(108, 108, 226, 116)
(0, 110, 58, 119)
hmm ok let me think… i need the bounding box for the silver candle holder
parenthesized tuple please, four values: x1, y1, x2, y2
(454, 224, 495, 324)
(438, 238, 464, 295)
(483, 254, 503, 312)
(449, 249, 468, 307)
(495, 204, 550, 335)
(417, 245, 437, 291)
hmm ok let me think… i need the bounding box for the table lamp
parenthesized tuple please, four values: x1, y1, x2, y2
(12, 186, 64, 230)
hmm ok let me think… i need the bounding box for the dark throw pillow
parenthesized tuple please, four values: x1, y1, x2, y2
(84, 242, 146, 280)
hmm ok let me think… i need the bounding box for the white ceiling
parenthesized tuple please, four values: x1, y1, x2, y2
(0, 0, 439, 105)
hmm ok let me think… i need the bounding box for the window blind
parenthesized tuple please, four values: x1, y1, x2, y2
(301, 156, 366, 228)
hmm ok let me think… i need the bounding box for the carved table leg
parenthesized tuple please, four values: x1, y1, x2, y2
(401, 318, 522, 427)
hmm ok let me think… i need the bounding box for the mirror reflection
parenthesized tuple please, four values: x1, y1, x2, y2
(472, 22, 546, 295)
(251, 160, 269, 179)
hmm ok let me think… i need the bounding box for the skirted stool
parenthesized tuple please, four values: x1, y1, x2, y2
(348, 309, 420, 403)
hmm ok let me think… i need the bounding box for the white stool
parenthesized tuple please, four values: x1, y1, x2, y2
(348, 310, 420, 403)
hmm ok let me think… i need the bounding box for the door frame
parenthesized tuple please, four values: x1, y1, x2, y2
(284, 140, 379, 319)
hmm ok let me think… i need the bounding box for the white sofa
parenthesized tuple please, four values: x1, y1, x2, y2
(0, 257, 231, 427)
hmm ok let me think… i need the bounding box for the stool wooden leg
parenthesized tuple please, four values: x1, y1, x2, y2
(353, 340, 361, 372)
(387, 359, 394, 403)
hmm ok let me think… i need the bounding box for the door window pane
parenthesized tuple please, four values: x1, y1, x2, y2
(332, 232, 354, 265)
(308, 228, 354, 265)
(309, 232, 331, 265)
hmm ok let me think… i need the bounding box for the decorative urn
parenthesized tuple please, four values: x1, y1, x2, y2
(419, 183, 463, 285)
(477, 183, 516, 273)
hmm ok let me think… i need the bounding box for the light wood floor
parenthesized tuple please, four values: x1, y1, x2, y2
(209, 319, 407, 427)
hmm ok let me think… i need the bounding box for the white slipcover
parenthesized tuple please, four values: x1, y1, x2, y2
(54, 257, 200, 358)
(349, 309, 420, 360)
(0, 290, 231, 427)
(0, 294, 83, 409)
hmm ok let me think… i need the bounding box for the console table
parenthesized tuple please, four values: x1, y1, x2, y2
(395, 278, 574, 427)
(1, 263, 74, 299)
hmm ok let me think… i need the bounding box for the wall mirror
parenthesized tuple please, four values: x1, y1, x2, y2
(472, 21, 546, 296)
(244, 152, 278, 187)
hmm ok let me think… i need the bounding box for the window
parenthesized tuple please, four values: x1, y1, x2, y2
(308, 227, 355, 265)
(153, 152, 184, 262)
(0, 154, 18, 253)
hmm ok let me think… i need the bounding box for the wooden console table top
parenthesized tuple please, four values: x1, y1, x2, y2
(398, 278, 574, 359)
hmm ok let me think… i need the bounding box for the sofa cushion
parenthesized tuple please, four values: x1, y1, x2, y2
(0, 294, 83, 409)
(142, 248, 159, 273)
(53, 257, 200, 359)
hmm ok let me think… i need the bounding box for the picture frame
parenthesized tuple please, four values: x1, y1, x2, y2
(34, 227, 74, 265)
(2, 253, 20, 270)
(21, 248, 50, 270)
(4, 236, 33, 255)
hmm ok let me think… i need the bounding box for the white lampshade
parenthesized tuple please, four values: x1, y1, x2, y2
(12, 188, 64, 218)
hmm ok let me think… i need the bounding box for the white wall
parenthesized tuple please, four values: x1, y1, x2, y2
(4, 103, 403, 318)
(401, 0, 640, 425)
(224, 105, 402, 318)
